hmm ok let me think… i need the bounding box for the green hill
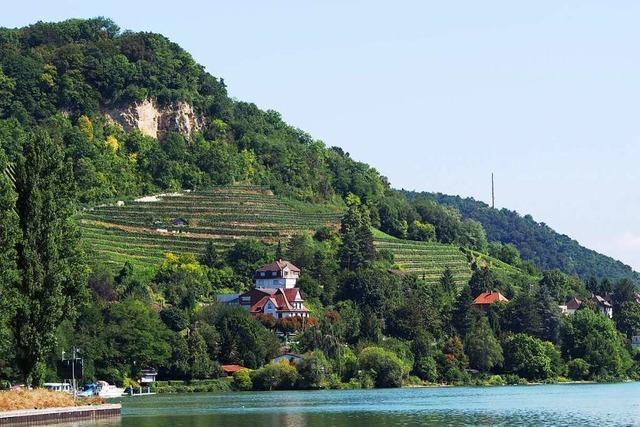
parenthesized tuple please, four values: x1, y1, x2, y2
(405, 191, 639, 283)
(0, 18, 633, 286)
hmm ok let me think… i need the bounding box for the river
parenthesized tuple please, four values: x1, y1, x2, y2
(83, 382, 640, 426)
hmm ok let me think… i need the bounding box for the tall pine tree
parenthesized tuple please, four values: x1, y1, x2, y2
(12, 130, 87, 385)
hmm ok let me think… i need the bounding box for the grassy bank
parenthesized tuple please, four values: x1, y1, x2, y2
(0, 389, 104, 411)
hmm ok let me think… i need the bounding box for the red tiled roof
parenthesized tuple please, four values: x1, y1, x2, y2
(473, 291, 509, 305)
(221, 364, 245, 374)
(245, 288, 307, 314)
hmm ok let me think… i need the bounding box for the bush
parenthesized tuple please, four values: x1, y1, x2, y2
(567, 358, 591, 380)
(503, 374, 527, 385)
(251, 362, 298, 391)
(297, 351, 331, 389)
(232, 369, 253, 391)
(485, 375, 505, 386)
(358, 346, 408, 388)
(415, 356, 439, 383)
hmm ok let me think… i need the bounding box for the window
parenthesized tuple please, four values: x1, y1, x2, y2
(272, 271, 276, 277)
(261, 272, 265, 277)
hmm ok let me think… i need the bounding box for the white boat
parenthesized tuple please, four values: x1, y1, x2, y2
(96, 380, 125, 398)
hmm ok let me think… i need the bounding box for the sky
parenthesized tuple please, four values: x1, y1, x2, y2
(4, 1, 640, 270)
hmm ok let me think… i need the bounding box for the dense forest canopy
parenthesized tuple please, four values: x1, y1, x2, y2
(0, 17, 386, 205)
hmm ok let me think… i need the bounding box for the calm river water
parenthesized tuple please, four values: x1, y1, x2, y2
(81, 382, 639, 426)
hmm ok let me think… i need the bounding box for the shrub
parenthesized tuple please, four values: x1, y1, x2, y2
(485, 375, 505, 386)
(358, 346, 408, 388)
(567, 358, 591, 381)
(415, 356, 439, 383)
(251, 362, 298, 391)
(232, 369, 253, 391)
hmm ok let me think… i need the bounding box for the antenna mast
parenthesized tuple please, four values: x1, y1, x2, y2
(491, 173, 495, 209)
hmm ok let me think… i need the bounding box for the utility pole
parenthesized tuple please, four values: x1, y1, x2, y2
(491, 173, 495, 209)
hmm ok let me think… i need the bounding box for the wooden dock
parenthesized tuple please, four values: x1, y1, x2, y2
(0, 403, 121, 425)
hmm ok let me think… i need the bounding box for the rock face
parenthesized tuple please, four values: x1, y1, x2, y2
(105, 98, 205, 139)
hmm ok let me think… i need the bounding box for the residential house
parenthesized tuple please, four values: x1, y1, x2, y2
(255, 259, 300, 289)
(217, 259, 309, 320)
(239, 287, 308, 319)
(472, 291, 509, 308)
(562, 295, 613, 318)
(631, 336, 640, 351)
(591, 295, 613, 318)
(563, 297, 582, 315)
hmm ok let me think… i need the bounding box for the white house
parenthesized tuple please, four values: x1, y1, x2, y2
(254, 259, 300, 289)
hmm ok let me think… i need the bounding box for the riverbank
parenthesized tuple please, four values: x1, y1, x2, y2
(146, 375, 610, 394)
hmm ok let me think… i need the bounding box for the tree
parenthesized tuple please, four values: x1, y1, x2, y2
(464, 313, 503, 372)
(615, 301, 640, 339)
(0, 148, 19, 361)
(612, 279, 637, 312)
(358, 347, 408, 388)
(187, 328, 214, 379)
(502, 333, 554, 380)
(200, 241, 222, 269)
(12, 130, 87, 385)
(214, 306, 279, 369)
(103, 298, 172, 374)
(468, 267, 495, 298)
(560, 309, 632, 379)
(226, 239, 272, 282)
(409, 220, 436, 242)
(339, 194, 376, 270)
(297, 350, 331, 389)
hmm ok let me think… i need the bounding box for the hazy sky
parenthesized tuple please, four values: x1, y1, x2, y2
(5, 1, 640, 270)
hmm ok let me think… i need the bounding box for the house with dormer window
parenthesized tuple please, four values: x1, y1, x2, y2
(217, 259, 309, 319)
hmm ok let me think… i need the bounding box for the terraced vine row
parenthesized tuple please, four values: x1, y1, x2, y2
(373, 231, 473, 286)
(78, 186, 343, 271)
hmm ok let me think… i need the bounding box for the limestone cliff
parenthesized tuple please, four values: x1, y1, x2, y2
(104, 98, 205, 139)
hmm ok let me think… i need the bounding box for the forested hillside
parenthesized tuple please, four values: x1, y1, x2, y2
(1, 18, 639, 390)
(406, 191, 639, 282)
(0, 17, 385, 206)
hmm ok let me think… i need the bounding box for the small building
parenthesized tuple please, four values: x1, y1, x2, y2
(564, 297, 583, 315)
(631, 336, 640, 350)
(271, 353, 303, 365)
(591, 295, 613, 318)
(171, 217, 189, 227)
(139, 369, 158, 385)
(221, 364, 246, 377)
(255, 259, 300, 289)
(472, 291, 509, 308)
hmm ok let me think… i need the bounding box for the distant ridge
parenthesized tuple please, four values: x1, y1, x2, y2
(405, 190, 639, 283)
